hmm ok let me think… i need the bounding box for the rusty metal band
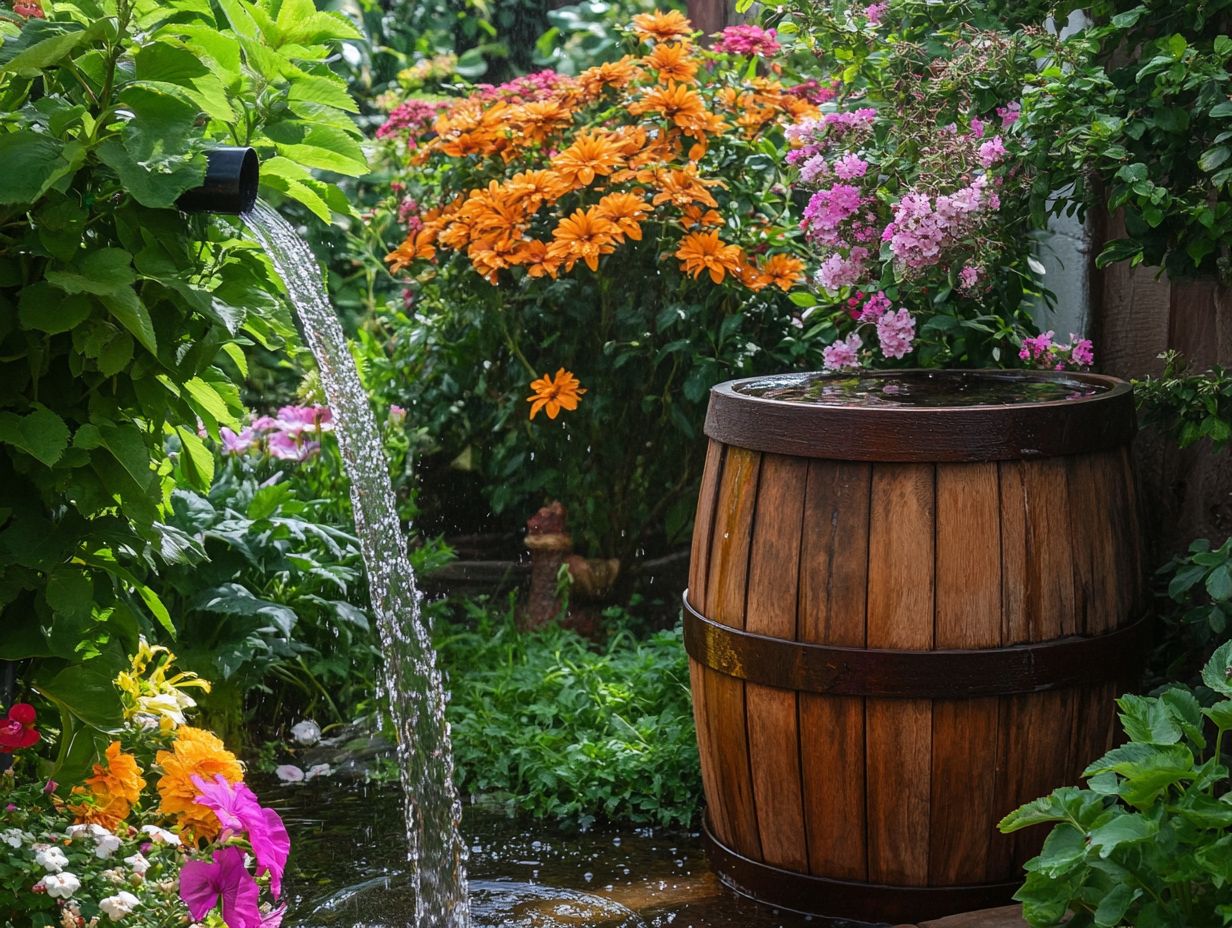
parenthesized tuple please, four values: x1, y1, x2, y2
(683, 593, 1150, 698)
(704, 370, 1135, 462)
(702, 815, 1019, 924)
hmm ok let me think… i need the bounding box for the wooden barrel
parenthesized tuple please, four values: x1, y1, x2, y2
(684, 370, 1148, 924)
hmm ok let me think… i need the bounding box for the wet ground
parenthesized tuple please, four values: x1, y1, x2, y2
(264, 778, 870, 928)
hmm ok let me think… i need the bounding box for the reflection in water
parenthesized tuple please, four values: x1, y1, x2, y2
(735, 369, 1108, 407)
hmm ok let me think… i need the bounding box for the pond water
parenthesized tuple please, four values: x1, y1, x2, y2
(733, 370, 1108, 407)
(266, 779, 881, 928)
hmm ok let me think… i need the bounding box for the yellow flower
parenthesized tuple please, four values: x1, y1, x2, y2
(676, 231, 744, 284)
(546, 208, 619, 273)
(527, 369, 588, 420)
(114, 638, 210, 731)
(631, 9, 694, 43)
(155, 727, 244, 844)
(69, 742, 146, 832)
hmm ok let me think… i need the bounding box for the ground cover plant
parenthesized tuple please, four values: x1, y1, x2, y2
(439, 598, 700, 829)
(999, 643, 1232, 928)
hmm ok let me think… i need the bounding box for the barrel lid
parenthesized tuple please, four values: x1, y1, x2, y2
(705, 369, 1135, 462)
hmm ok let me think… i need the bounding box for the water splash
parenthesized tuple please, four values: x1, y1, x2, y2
(244, 202, 469, 928)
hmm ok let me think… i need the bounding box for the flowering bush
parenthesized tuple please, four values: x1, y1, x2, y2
(373, 10, 827, 559)
(1, 647, 288, 928)
(766, 1, 1082, 370)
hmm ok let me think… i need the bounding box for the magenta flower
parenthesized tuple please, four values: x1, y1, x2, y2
(275, 405, 333, 436)
(192, 775, 291, 898)
(978, 135, 1007, 168)
(180, 847, 263, 928)
(266, 432, 320, 462)
(823, 333, 863, 371)
(1070, 337, 1095, 367)
(712, 24, 780, 57)
(863, 1, 888, 24)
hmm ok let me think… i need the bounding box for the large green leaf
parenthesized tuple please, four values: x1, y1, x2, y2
(0, 405, 70, 467)
(33, 656, 125, 732)
(0, 132, 67, 205)
(45, 248, 136, 296)
(1203, 640, 1232, 696)
(0, 19, 89, 74)
(98, 287, 157, 355)
(18, 285, 92, 334)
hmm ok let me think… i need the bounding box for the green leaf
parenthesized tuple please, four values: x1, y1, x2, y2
(97, 136, 205, 211)
(1093, 884, 1137, 927)
(18, 286, 92, 334)
(1033, 823, 1087, 877)
(1203, 700, 1232, 731)
(192, 582, 298, 637)
(45, 248, 136, 296)
(0, 131, 66, 205)
(0, 405, 70, 467)
(1202, 641, 1232, 696)
(0, 19, 89, 74)
(287, 69, 358, 113)
(1088, 812, 1157, 856)
(34, 658, 124, 731)
(174, 425, 215, 491)
(135, 584, 176, 637)
(183, 377, 237, 428)
(99, 288, 157, 355)
(1199, 146, 1231, 173)
(265, 122, 367, 175)
(1118, 693, 1182, 744)
(1207, 563, 1232, 601)
(46, 569, 93, 622)
(99, 420, 154, 490)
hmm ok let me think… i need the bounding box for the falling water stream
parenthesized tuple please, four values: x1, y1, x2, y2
(243, 202, 470, 928)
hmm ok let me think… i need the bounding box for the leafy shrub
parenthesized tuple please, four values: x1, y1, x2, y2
(1153, 537, 1232, 687)
(999, 643, 1232, 928)
(1136, 352, 1232, 451)
(439, 599, 700, 828)
(374, 12, 823, 559)
(0, 0, 364, 771)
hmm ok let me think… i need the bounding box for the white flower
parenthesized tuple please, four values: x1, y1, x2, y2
(99, 890, 140, 921)
(35, 845, 69, 873)
(139, 825, 180, 846)
(304, 763, 332, 780)
(275, 764, 305, 783)
(290, 719, 321, 746)
(124, 853, 150, 876)
(1, 828, 26, 849)
(95, 833, 122, 859)
(39, 871, 81, 899)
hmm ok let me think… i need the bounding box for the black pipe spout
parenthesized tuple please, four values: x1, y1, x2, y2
(177, 146, 259, 214)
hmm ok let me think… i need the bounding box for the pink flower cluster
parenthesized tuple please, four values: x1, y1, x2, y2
(801, 183, 866, 245)
(1018, 331, 1095, 370)
(712, 24, 781, 57)
(375, 98, 446, 141)
(886, 176, 998, 272)
(863, 1, 888, 24)
(398, 196, 424, 234)
(180, 774, 291, 928)
(220, 405, 333, 462)
(474, 69, 564, 104)
(785, 80, 838, 105)
(824, 294, 917, 369)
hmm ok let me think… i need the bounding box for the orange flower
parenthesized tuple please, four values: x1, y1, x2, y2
(156, 726, 243, 844)
(629, 82, 706, 134)
(632, 9, 694, 42)
(512, 239, 563, 279)
(507, 170, 569, 214)
(681, 203, 723, 228)
(527, 368, 587, 420)
(551, 131, 625, 190)
(676, 230, 744, 284)
(386, 227, 438, 272)
(546, 208, 619, 272)
(594, 191, 651, 242)
(649, 165, 722, 209)
(577, 56, 642, 97)
(645, 42, 698, 83)
(69, 742, 146, 831)
(759, 253, 806, 291)
(511, 99, 574, 145)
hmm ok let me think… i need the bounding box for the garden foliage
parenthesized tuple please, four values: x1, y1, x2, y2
(0, 0, 364, 781)
(999, 643, 1232, 928)
(439, 600, 700, 828)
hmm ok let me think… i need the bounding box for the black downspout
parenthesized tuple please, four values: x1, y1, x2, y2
(176, 147, 260, 214)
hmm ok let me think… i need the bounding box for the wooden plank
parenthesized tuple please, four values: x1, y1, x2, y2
(701, 446, 761, 856)
(798, 460, 870, 880)
(1000, 458, 1078, 866)
(687, 440, 726, 616)
(866, 462, 934, 886)
(930, 463, 1003, 885)
(744, 456, 809, 870)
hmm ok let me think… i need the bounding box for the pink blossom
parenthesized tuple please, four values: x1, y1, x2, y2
(1070, 336, 1095, 367)
(180, 847, 264, 928)
(801, 184, 866, 245)
(997, 101, 1021, 128)
(978, 136, 1007, 168)
(970, 116, 986, 138)
(785, 80, 837, 104)
(833, 153, 869, 180)
(220, 427, 257, 456)
(958, 265, 983, 290)
(1019, 330, 1055, 363)
(712, 24, 780, 57)
(192, 775, 290, 898)
(815, 247, 870, 291)
(858, 292, 892, 321)
(275, 405, 333, 437)
(474, 70, 563, 104)
(799, 154, 830, 185)
(863, 1, 888, 24)
(389, 404, 407, 426)
(823, 333, 863, 371)
(876, 308, 916, 359)
(375, 99, 445, 141)
(267, 432, 319, 462)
